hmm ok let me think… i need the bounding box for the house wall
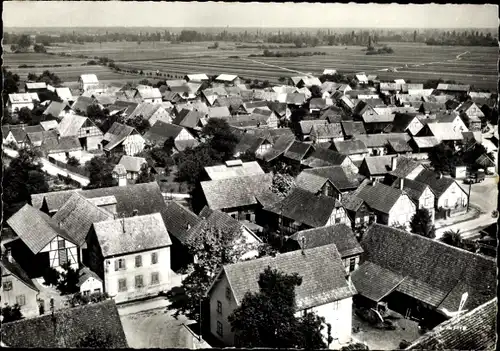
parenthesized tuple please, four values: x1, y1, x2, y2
(102, 246, 171, 303)
(417, 186, 435, 222)
(148, 108, 171, 126)
(255, 143, 272, 157)
(348, 153, 369, 162)
(40, 236, 79, 271)
(80, 81, 99, 91)
(298, 297, 353, 346)
(351, 204, 376, 230)
(388, 195, 416, 228)
(80, 276, 103, 294)
(143, 97, 163, 104)
(320, 181, 341, 200)
(342, 255, 361, 276)
(176, 128, 196, 141)
(407, 118, 424, 136)
(268, 115, 278, 129)
(1, 271, 39, 318)
(437, 181, 468, 210)
(123, 134, 146, 156)
(325, 207, 349, 226)
(367, 146, 386, 156)
(4, 132, 18, 146)
(209, 273, 236, 345)
(341, 158, 359, 174)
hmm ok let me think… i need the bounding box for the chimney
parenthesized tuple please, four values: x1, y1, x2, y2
(132, 209, 138, 216)
(5, 248, 13, 263)
(400, 178, 404, 190)
(391, 156, 398, 171)
(186, 223, 191, 230)
(300, 236, 306, 255)
(437, 172, 443, 180)
(121, 214, 126, 234)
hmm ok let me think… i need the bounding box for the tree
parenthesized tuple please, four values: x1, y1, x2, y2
(76, 329, 114, 348)
(125, 115, 150, 134)
(67, 156, 80, 167)
(440, 229, 463, 248)
(135, 163, 155, 184)
(36, 70, 62, 86)
(271, 173, 295, 197)
(57, 262, 80, 295)
(428, 142, 460, 174)
(341, 343, 370, 351)
(84, 155, 117, 189)
(17, 107, 34, 124)
(34, 44, 47, 53)
(2, 69, 20, 103)
(67, 291, 109, 308)
(167, 224, 261, 320)
(201, 118, 239, 160)
(3, 148, 49, 219)
(410, 208, 436, 239)
(17, 34, 32, 52)
(310, 85, 322, 98)
(27, 72, 38, 81)
(1, 304, 23, 323)
(43, 267, 60, 286)
(228, 267, 326, 349)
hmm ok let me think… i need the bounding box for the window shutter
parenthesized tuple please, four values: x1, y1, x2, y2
(114, 260, 119, 271)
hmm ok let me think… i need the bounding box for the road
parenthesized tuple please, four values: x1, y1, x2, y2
(378, 50, 470, 72)
(240, 57, 309, 76)
(435, 177, 497, 239)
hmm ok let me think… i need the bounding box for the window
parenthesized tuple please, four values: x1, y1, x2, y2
(115, 259, 126, 271)
(118, 278, 127, 292)
(225, 287, 231, 300)
(135, 275, 144, 288)
(94, 288, 101, 293)
(444, 199, 449, 207)
(135, 255, 142, 268)
(151, 252, 158, 264)
(151, 272, 159, 285)
(86, 130, 90, 134)
(3, 281, 13, 291)
(364, 215, 370, 223)
(355, 217, 361, 224)
(349, 258, 356, 272)
(246, 213, 251, 221)
(216, 321, 223, 336)
(83, 290, 90, 296)
(58, 239, 65, 249)
(16, 295, 26, 306)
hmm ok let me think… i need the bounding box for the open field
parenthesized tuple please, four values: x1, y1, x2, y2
(4, 41, 497, 90)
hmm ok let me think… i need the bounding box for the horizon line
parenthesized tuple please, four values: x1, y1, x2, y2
(5, 25, 498, 29)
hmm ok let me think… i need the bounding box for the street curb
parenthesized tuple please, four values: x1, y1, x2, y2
(435, 205, 482, 231)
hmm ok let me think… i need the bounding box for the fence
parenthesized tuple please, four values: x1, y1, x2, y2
(47, 156, 90, 177)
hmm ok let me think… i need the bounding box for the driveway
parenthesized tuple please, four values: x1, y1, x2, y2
(120, 307, 199, 348)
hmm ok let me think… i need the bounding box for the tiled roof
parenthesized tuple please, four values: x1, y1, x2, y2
(285, 93, 306, 105)
(93, 213, 171, 257)
(287, 224, 363, 258)
(71, 96, 95, 113)
(360, 223, 496, 311)
(40, 120, 59, 131)
(0, 300, 128, 348)
(310, 123, 343, 139)
(390, 178, 429, 202)
(143, 121, 184, 145)
(302, 166, 362, 191)
(426, 122, 465, 141)
(207, 106, 231, 118)
(355, 182, 406, 214)
(118, 155, 147, 173)
(201, 173, 274, 210)
(333, 139, 368, 155)
(216, 74, 239, 82)
(214, 96, 244, 109)
(351, 261, 405, 302)
(5, 125, 44, 143)
(411, 136, 440, 148)
(407, 298, 497, 350)
(43, 101, 69, 117)
(40, 136, 82, 154)
(204, 160, 265, 181)
(77, 266, 102, 287)
(388, 138, 413, 152)
(0, 257, 38, 291)
(341, 121, 366, 137)
(163, 202, 203, 244)
(302, 148, 348, 168)
(388, 156, 423, 178)
(57, 114, 87, 136)
(221, 244, 354, 310)
(234, 133, 269, 155)
(261, 134, 295, 162)
(414, 170, 461, 198)
(173, 108, 205, 129)
(353, 133, 411, 148)
(283, 141, 313, 161)
(52, 192, 113, 246)
(299, 119, 328, 135)
(265, 187, 343, 228)
(226, 114, 270, 128)
(340, 192, 365, 212)
(309, 98, 327, 110)
(7, 204, 76, 254)
(136, 87, 162, 100)
(103, 122, 137, 151)
(436, 83, 470, 92)
(320, 106, 344, 123)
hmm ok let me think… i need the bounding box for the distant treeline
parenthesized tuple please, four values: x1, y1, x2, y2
(365, 46, 394, 55)
(249, 50, 327, 58)
(3, 28, 498, 48)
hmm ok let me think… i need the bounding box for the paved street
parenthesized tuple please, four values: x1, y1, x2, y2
(436, 177, 497, 239)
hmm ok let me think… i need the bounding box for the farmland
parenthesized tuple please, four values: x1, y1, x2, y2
(4, 41, 498, 90)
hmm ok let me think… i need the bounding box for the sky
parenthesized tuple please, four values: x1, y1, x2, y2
(3, 2, 498, 29)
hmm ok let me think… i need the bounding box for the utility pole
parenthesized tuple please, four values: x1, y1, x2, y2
(199, 298, 203, 342)
(467, 182, 471, 212)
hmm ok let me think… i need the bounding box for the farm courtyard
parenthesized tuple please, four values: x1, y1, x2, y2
(4, 41, 498, 90)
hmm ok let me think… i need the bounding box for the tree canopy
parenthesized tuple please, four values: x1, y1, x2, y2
(1, 304, 23, 323)
(135, 163, 156, 184)
(410, 208, 436, 239)
(228, 267, 326, 349)
(3, 148, 49, 219)
(84, 155, 117, 189)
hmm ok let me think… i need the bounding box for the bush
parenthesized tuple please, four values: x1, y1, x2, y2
(43, 267, 60, 286)
(67, 156, 80, 167)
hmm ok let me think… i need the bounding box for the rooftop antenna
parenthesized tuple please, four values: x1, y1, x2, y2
(121, 213, 126, 234)
(300, 236, 306, 255)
